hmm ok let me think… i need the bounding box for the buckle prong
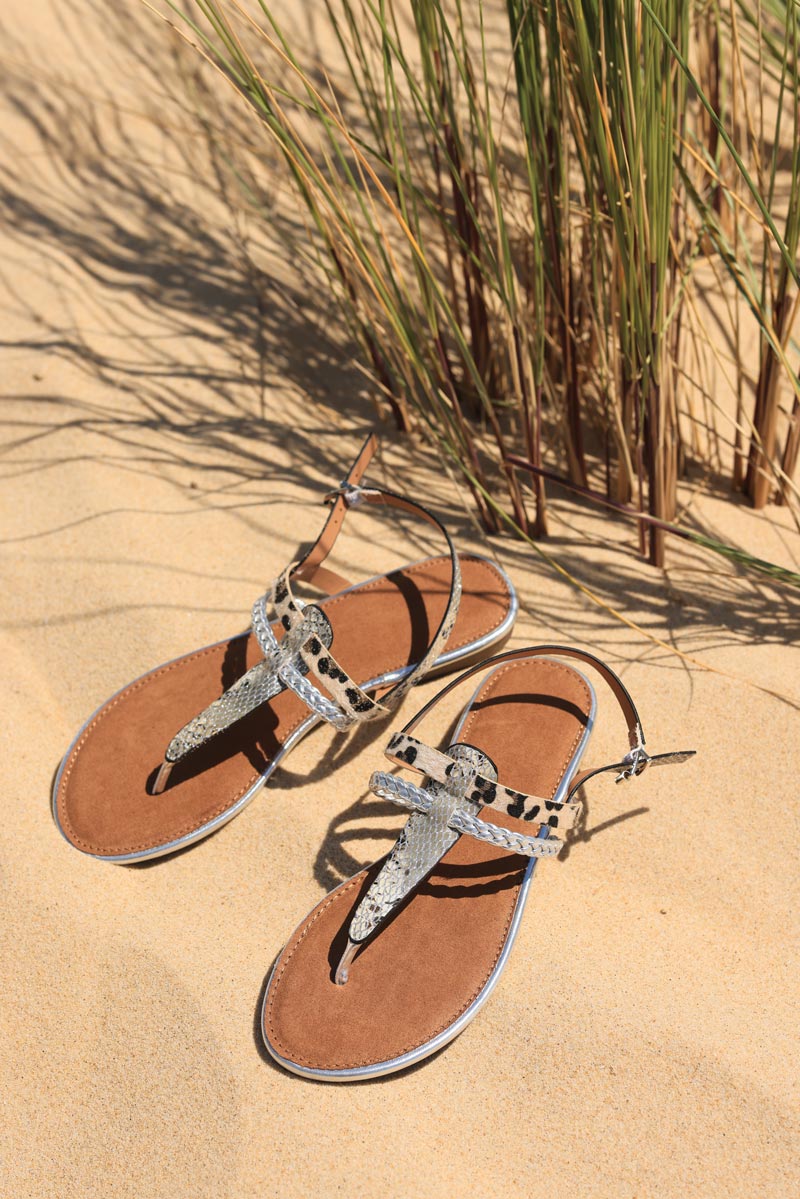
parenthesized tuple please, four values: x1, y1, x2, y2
(324, 482, 383, 509)
(615, 744, 651, 783)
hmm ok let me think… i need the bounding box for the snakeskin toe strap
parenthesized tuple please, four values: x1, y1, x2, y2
(152, 435, 462, 794)
(334, 645, 695, 984)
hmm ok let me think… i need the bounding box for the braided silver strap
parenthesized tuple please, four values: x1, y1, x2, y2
(163, 585, 346, 767)
(251, 592, 279, 657)
(260, 571, 387, 727)
(253, 587, 355, 731)
(369, 770, 433, 814)
(279, 659, 352, 731)
(369, 769, 562, 854)
(448, 809, 562, 857)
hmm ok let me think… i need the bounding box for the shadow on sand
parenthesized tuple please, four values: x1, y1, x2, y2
(3, 5, 799, 890)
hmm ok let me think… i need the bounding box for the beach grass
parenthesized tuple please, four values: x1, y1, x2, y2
(154, 0, 800, 583)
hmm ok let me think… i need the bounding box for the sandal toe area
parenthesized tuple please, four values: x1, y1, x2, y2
(54, 633, 304, 860)
(262, 837, 529, 1077)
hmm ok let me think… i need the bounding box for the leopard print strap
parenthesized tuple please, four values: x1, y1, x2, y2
(397, 645, 695, 802)
(163, 561, 386, 772)
(265, 565, 386, 724)
(384, 731, 583, 830)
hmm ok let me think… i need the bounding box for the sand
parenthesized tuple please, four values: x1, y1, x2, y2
(1, 2, 798, 1196)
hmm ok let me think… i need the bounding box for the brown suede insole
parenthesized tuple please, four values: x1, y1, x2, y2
(55, 555, 511, 858)
(263, 658, 592, 1074)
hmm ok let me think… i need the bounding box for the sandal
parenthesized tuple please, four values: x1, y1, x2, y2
(53, 435, 517, 862)
(261, 645, 694, 1080)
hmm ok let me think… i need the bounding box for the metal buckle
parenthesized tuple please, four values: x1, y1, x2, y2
(615, 744, 651, 783)
(324, 482, 367, 509)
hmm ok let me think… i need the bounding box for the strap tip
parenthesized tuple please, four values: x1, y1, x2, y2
(334, 938, 359, 986)
(151, 760, 173, 796)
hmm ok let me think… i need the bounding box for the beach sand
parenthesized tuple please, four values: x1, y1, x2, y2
(1, 3, 798, 1196)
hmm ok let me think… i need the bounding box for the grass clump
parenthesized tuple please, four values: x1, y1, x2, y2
(156, 0, 800, 582)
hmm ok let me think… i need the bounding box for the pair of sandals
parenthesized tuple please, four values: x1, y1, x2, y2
(53, 435, 694, 1081)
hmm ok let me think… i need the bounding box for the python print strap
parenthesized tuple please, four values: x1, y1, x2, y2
(336, 744, 503, 983)
(151, 435, 462, 792)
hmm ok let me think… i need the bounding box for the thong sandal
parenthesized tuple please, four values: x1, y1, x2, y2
(53, 435, 516, 862)
(261, 645, 694, 1081)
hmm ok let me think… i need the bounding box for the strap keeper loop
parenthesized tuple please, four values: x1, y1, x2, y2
(615, 743, 651, 783)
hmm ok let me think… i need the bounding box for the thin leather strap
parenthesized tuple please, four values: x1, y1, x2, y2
(566, 749, 696, 798)
(336, 487, 462, 706)
(292, 433, 378, 587)
(396, 644, 695, 808)
(284, 436, 462, 708)
(402, 644, 645, 754)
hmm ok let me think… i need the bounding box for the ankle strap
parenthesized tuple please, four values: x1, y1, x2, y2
(402, 644, 643, 745)
(292, 433, 379, 590)
(286, 434, 462, 709)
(399, 644, 695, 798)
